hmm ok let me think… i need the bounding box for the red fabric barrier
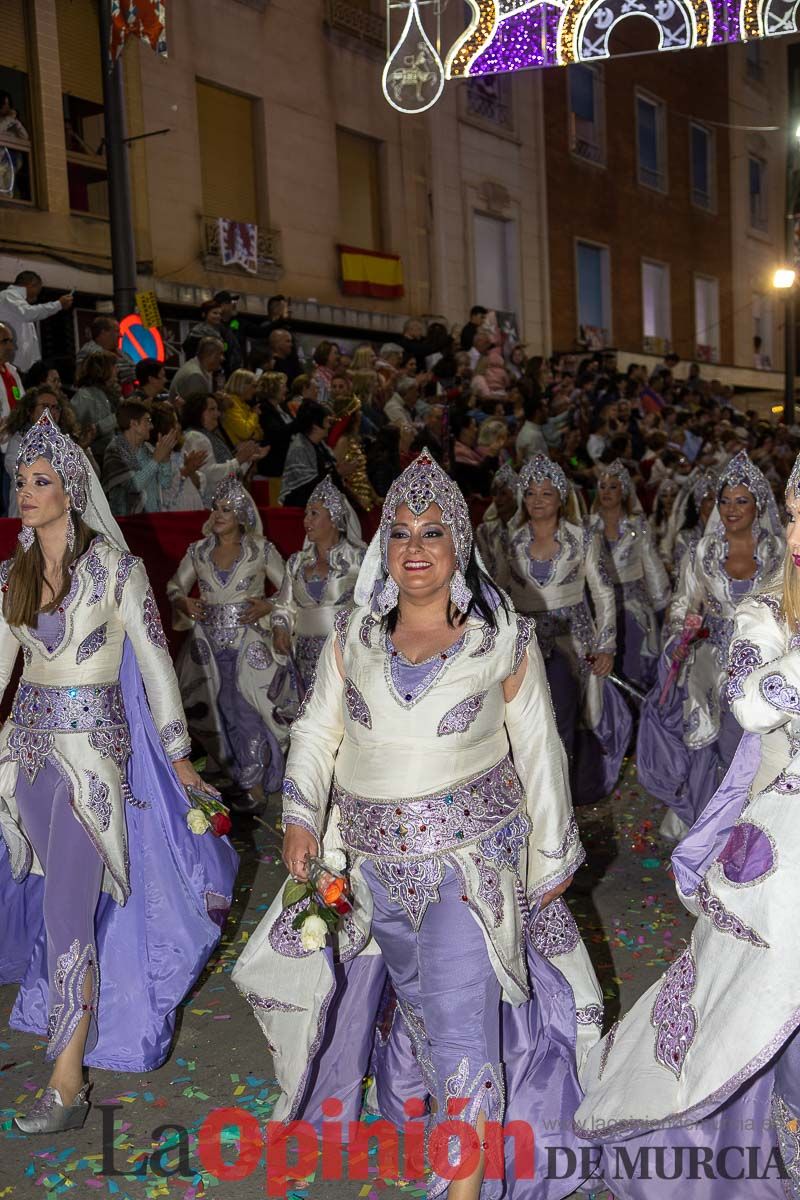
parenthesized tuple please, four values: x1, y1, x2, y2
(0, 507, 379, 656)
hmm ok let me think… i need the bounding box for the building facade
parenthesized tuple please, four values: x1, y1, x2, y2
(0, 0, 550, 361)
(541, 19, 794, 388)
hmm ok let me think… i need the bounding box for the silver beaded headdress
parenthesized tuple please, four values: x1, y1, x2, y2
(492, 463, 520, 496)
(380, 448, 472, 572)
(597, 459, 632, 498)
(16, 409, 88, 513)
(786, 454, 800, 500)
(364, 449, 473, 616)
(308, 475, 347, 532)
(692, 469, 718, 506)
(718, 450, 771, 513)
(519, 454, 568, 503)
(212, 476, 258, 532)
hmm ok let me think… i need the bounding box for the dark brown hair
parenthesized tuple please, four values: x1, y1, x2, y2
(116, 399, 150, 431)
(4, 513, 96, 627)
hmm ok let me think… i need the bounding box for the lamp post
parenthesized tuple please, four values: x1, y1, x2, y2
(774, 267, 797, 425)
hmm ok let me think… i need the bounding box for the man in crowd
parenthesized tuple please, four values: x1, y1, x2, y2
(0, 321, 23, 511)
(268, 327, 301, 385)
(0, 271, 73, 374)
(213, 290, 243, 375)
(384, 376, 418, 428)
(460, 304, 488, 351)
(76, 315, 136, 391)
(169, 336, 224, 406)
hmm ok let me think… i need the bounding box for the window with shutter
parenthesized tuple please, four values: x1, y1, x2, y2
(56, 0, 109, 216)
(0, 0, 33, 204)
(336, 127, 383, 251)
(196, 81, 258, 224)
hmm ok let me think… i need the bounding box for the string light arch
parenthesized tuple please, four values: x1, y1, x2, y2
(412, 0, 800, 101)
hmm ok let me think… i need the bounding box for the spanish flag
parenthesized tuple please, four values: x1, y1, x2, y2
(339, 245, 405, 300)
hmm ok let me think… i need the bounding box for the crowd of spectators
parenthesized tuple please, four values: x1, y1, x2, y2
(0, 273, 795, 543)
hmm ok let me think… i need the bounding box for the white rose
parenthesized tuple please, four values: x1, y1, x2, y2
(187, 809, 210, 834)
(325, 849, 347, 873)
(299, 913, 328, 951)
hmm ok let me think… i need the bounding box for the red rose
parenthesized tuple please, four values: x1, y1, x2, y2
(210, 811, 232, 838)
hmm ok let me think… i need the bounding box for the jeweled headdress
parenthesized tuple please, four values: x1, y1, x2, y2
(308, 475, 348, 532)
(16, 409, 88, 513)
(718, 450, 771, 513)
(786, 453, 800, 500)
(380, 448, 472, 572)
(212, 476, 258, 532)
(519, 453, 568, 503)
(692, 469, 719, 506)
(597, 459, 632, 498)
(492, 463, 520, 496)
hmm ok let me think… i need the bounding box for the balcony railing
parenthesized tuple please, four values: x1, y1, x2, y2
(325, 0, 385, 48)
(201, 217, 283, 281)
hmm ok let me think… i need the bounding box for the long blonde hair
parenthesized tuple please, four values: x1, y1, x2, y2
(780, 548, 800, 629)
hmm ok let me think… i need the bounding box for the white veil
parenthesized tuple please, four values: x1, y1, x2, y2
(82, 452, 131, 552)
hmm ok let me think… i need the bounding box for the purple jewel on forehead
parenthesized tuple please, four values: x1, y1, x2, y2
(16, 410, 88, 513)
(308, 476, 347, 531)
(719, 450, 769, 512)
(212, 476, 257, 531)
(380, 449, 472, 571)
(519, 453, 568, 503)
(598, 460, 631, 497)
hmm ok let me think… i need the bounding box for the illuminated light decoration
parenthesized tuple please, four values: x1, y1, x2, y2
(382, 0, 445, 114)
(558, 0, 712, 65)
(742, 0, 800, 37)
(430, 0, 799, 99)
(119, 314, 165, 364)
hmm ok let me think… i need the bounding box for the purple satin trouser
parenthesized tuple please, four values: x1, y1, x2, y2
(15, 761, 103, 1060)
(362, 860, 504, 1184)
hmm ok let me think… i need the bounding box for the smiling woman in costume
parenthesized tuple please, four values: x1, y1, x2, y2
(233, 449, 603, 1200)
(502, 453, 632, 805)
(167, 477, 287, 814)
(573, 451, 800, 1199)
(270, 475, 365, 693)
(0, 412, 237, 1135)
(637, 450, 784, 840)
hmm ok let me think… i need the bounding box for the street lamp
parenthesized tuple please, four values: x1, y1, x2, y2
(774, 266, 797, 425)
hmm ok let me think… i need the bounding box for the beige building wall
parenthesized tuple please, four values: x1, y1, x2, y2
(0, 0, 551, 342)
(727, 36, 794, 374)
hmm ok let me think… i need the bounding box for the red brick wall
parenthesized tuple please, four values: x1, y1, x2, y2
(542, 40, 733, 364)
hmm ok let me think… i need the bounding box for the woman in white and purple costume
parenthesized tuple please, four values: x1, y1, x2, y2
(587, 460, 670, 690)
(0, 412, 237, 1135)
(502, 454, 632, 805)
(271, 475, 364, 693)
(637, 451, 784, 840)
(233, 450, 603, 1199)
(167, 477, 287, 811)
(573, 452, 800, 1198)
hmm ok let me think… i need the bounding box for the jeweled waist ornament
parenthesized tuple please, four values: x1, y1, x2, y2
(334, 757, 525, 860)
(12, 680, 127, 732)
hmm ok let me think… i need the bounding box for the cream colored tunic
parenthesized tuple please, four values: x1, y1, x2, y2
(233, 603, 602, 1121)
(577, 590, 800, 1136)
(0, 536, 191, 905)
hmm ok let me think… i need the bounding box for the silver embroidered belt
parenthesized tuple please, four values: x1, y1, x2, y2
(334, 756, 524, 861)
(12, 680, 127, 732)
(199, 601, 251, 629)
